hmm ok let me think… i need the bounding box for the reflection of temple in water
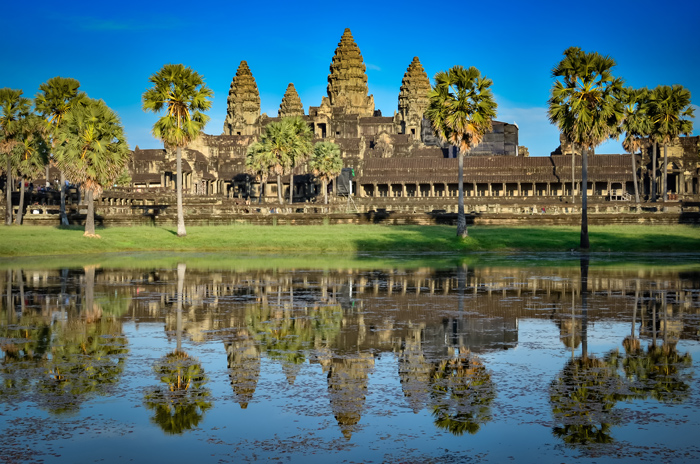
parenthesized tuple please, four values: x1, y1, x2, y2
(2, 264, 699, 436)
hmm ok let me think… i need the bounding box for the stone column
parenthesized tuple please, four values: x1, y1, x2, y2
(488, 183, 492, 197)
(473, 182, 477, 197)
(402, 183, 406, 197)
(517, 182, 522, 196)
(430, 183, 435, 197)
(444, 183, 449, 197)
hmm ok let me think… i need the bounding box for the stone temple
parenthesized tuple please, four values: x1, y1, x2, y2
(129, 28, 700, 205)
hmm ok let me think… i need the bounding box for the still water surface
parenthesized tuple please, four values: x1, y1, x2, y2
(1, 254, 699, 463)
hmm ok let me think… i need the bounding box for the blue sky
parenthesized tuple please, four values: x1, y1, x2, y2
(3, 0, 698, 156)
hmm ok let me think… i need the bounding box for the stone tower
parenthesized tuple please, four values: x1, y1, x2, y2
(223, 61, 261, 136)
(278, 83, 304, 118)
(323, 28, 374, 116)
(397, 57, 431, 137)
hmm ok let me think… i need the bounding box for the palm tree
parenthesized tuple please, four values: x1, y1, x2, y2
(425, 66, 497, 238)
(0, 88, 31, 225)
(648, 85, 694, 202)
(245, 141, 274, 203)
(548, 47, 624, 250)
(309, 141, 343, 206)
(53, 98, 131, 236)
(285, 116, 313, 206)
(253, 116, 314, 206)
(620, 87, 651, 204)
(142, 64, 213, 237)
(35, 77, 87, 226)
(13, 114, 49, 225)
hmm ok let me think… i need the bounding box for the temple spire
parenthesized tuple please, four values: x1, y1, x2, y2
(397, 56, 431, 136)
(223, 61, 261, 136)
(278, 83, 304, 117)
(325, 28, 374, 116)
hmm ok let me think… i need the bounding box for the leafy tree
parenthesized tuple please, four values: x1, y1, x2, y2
(53, 98, 131, 236)
(309, 141, 343, 206)
(284, 116, 313, 206)
(143, 351, 212, 434)
(548, 47, 624, 249)
(620, 87, 651, 203)
(35, 77, 88, 226)
(425, 66, 497, 238)
(429, 350, 495, 436)
(250, 116, 314, 206)
(0, 88, 31, 225)
(245, 141, 274, 203)
(13, 114, 49, 225)
(142, 64, 213, 237)
(648, 85, 694, 202)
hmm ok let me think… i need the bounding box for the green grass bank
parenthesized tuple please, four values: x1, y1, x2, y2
(0, 224, 698, 258)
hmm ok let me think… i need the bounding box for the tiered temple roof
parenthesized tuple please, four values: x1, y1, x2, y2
(278, 83, 304, 117)
(223, 61, 261, 136)
(324, 28, 374, 116)
(397, 57, 431, 136)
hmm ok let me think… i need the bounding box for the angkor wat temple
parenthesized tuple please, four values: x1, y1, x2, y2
(129, 28, 700, 207)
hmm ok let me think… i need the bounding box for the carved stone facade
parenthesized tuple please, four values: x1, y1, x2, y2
(223, 61, 261, 137)
(128, 28, 700, 203)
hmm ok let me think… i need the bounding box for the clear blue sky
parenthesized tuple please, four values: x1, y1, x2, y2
(3, 0, 698, 156)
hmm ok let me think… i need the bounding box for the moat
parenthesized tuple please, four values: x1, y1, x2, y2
(1, 253, 699, 463)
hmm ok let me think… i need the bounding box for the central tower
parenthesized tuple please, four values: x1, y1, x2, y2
(324, 28, 374, 116)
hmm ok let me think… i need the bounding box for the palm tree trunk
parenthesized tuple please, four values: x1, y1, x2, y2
(289, 170, 294, 206)
(571, 144, 576, 203)
(651, 142, 657, 202)
(580, 147, 589, 249)
(323, 179, 328, 206)
(176, 146, 186, 237)
(5, 159, 12, 225)
(60, 171, 68, 226)
(259, 181, 264, 204)
(15, 178, 24, 225)
(580, 255, 589, 361)
(84, 190, 95, 236)
(632, 151, 640, 203)
(456, 152, 467, 238)
(176, 263, 186, 353)
(276, 174, 283, 205)
(662, 143, 668, 203)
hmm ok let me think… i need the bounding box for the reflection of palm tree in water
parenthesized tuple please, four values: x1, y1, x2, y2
(143, 264, 212, 434)
(143, 350, 211, 434)
(429, 348, 495, 436)
(550, 256, 624, 446)
(551, 263, 694, 447)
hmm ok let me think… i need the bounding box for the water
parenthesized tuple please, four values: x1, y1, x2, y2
(1, 254, 699, 463)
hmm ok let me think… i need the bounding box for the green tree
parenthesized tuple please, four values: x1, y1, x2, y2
(142, 64, 213, 237)
(245, 141, 274, 203)
(143, 351, 212, 434)
(13, 114, 50, 225)
(620, 87, 651, 204)
(53, 98, 131, 236)
(429, 350, 495, 436)
(548, 47, 624, 249)
(425, 66, 497, 238)
(648, 85, 694, 202)
(0, 88, 31, 225)
(285, 116, 313, 206)
(309, 141, 343, 206)
(35, 77, 88, 226)
(251, 116, 314, 206)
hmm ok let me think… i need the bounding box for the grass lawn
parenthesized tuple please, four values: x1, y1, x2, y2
(0, 224, 698, 258)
